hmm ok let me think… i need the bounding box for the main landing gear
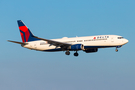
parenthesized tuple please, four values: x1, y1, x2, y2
(65, 50, 70, 55)
(65, 51, 79, 57)
(74, 51, 79, 57)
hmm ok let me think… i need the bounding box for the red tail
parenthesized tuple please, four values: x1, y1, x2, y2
(17, 20, 39, 42)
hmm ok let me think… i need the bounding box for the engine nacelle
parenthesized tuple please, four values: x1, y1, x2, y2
(84, 48, 98, 53)
(69, 44, 84, 50)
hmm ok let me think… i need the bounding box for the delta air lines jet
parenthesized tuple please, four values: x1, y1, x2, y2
(8, 20, 128, 56)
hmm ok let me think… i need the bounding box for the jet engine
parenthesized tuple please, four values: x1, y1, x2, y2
(69, 44, 84, 50)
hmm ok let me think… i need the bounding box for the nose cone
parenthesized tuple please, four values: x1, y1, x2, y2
(124, 39, 129, 44)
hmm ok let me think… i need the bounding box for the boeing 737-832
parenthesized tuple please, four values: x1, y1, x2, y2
(8, 20, 128, 56)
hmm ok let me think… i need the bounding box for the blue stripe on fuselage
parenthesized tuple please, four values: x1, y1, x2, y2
(43, 48, 62, 52)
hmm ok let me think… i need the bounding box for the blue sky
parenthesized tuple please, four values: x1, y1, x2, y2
(0, 0, 135, 90)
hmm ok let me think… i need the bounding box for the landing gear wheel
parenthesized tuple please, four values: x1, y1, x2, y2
(65, 51, 70, 55)
(115, 48, 118, 52)
(74, 52, 79, 57)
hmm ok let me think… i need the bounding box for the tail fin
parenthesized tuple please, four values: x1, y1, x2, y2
(17, 20, 39, 42)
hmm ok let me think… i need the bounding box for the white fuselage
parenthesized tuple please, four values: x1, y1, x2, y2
(23, 35, 128, 51)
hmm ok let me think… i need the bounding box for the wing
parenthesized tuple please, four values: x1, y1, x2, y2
(33, 36, 71, 48)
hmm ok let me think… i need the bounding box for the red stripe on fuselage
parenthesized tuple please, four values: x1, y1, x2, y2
(19, 26, 30, 42)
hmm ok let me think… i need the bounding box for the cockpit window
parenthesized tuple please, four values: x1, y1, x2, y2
(118, 37, 124, 39)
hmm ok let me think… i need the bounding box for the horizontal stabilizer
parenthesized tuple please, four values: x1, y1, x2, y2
(7, 40, 28, 45)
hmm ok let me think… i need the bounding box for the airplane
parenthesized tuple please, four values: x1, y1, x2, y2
(8, 20, 129, 57)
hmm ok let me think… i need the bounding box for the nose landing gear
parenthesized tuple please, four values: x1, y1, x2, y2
(115, 48, 118, 52)
(115, 46, 122, 52)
